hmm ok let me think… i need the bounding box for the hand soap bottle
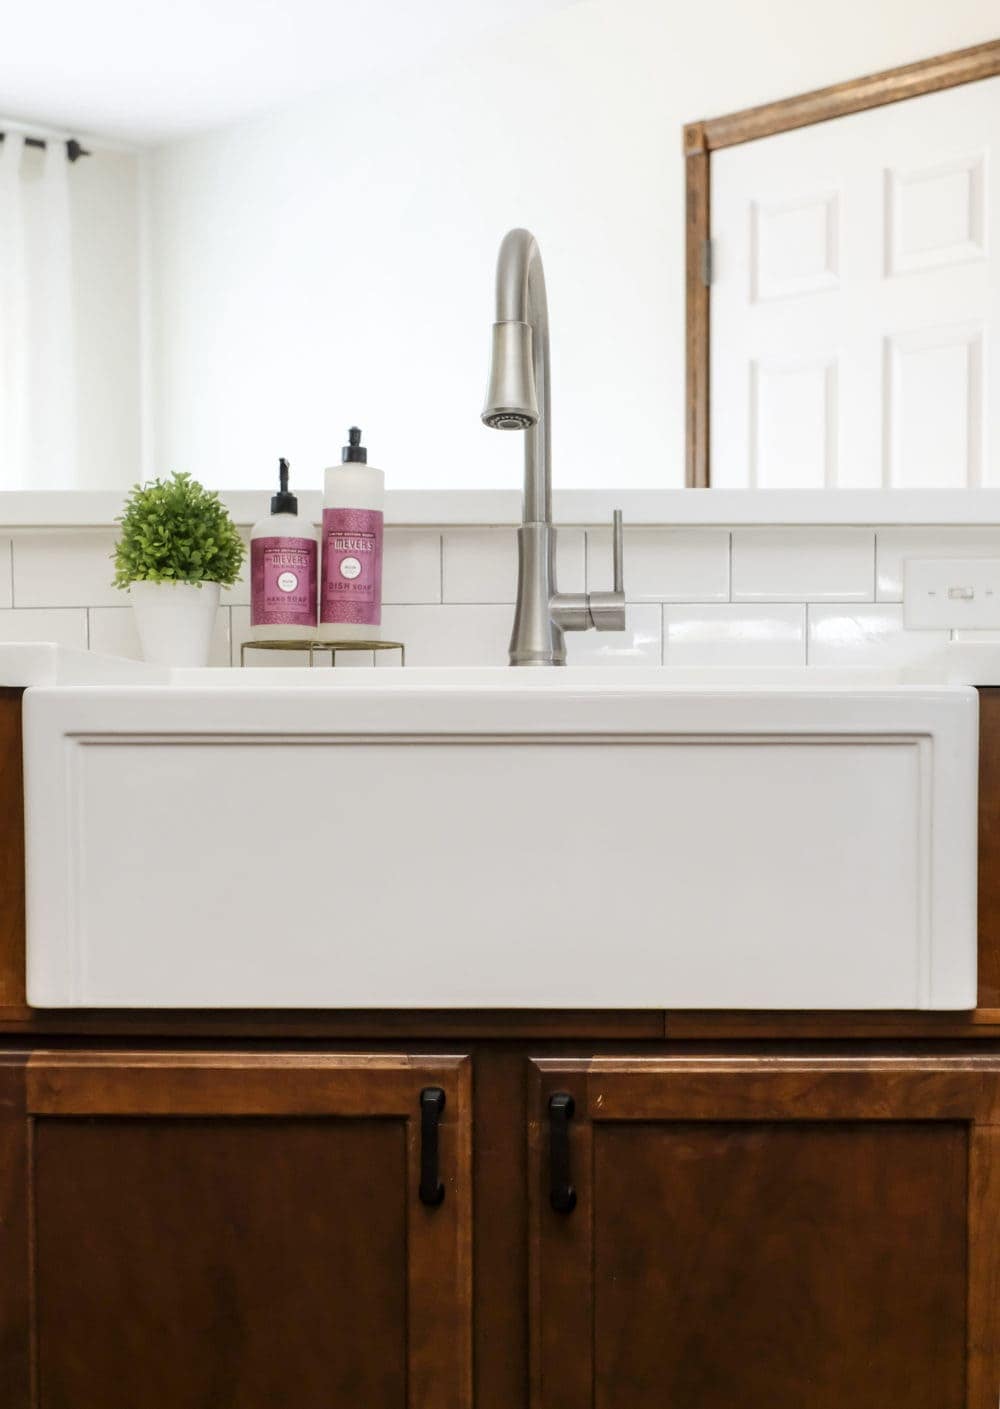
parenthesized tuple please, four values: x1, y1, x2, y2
(318, 427, 384, 641)
(249, 459, 318, 640)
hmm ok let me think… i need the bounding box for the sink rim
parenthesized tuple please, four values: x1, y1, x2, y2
(0, 639, 991, 694)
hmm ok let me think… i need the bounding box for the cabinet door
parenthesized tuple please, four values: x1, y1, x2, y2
(529, 1055, 1000, 1409)
(0, 1051, 471, 1409)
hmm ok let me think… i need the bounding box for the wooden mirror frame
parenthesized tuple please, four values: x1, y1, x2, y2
(683, 39, 1000, 488)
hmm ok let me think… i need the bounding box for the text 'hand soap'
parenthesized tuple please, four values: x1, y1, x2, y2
(250, 458, 318, 640)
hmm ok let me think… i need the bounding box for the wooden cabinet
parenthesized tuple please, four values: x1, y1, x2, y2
(1, 1047, 999, 1407)
(529, 1055, 1000, 1409)
(3, 1047, 998, 1409)
(0, 1051, 472, 1409)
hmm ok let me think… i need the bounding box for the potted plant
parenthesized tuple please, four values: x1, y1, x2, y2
(113, 473, 245, 667)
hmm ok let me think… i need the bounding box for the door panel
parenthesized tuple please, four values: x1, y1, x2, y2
(593, 1121, 966, 1407)
(1, 1051, 472, 1409)
(35, 1117, 409, 1409)
(530, 1056, 1000, 1409)
(710, 73, 1000, 488)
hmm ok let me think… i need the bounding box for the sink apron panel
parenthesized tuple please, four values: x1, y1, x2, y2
(22, 683, 979, 1009)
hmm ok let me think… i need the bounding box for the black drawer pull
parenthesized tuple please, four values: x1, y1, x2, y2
(549, 1092, 577, 1214)
(419, 1087, 446, 1207)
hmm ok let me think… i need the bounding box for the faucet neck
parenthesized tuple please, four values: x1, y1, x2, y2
(495, 229, 551, 524)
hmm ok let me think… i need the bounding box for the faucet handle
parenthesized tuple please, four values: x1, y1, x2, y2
(587, 509, 627, 632)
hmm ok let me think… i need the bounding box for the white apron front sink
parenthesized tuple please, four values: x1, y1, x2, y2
(22, 665, 979, 1010)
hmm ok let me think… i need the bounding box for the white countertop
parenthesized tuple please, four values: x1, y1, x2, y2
(5, 641, 1000, 690)
(0, 643, 166, 688)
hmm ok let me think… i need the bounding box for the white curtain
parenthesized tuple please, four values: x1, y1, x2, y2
(0, 134, 26, 487)
(0, 133, 78, 489)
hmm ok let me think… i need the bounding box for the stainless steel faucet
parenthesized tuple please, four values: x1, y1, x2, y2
(481, 228, 625, 666)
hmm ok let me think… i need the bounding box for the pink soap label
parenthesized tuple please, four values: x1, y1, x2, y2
(251, 536, 318, 628)
(320, 507, 383, 627)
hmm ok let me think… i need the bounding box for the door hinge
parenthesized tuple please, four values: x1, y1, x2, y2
(700, 238, 714, 287)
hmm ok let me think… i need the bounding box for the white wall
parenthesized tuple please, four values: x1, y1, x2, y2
(146, 0, 1000, 493)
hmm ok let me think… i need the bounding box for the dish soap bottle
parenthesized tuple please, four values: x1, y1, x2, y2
(249, 458, 318, 640)
(318, 426, 384, 641)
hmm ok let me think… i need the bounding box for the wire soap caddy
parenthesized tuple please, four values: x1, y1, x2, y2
(240, 639, 405, 667)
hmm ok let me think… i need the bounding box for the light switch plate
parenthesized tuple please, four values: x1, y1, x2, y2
(904, 558, 1000, 629)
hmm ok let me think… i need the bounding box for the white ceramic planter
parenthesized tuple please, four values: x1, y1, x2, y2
(128, 581, 221, 667)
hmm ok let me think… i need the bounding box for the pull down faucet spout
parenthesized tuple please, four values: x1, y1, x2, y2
(481, 229, 551, 524)
(481, 228, 625, 666)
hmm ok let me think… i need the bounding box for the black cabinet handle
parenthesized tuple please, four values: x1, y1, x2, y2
(549, 1092, 577, 1214)
(419, 1087, 446, 1206)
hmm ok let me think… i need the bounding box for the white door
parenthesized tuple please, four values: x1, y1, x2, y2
(710, 75, 1000, 489)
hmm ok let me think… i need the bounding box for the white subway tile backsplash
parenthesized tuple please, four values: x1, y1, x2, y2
(565, 605, 662, 666)
(12, 531, 119, 608)
(381, 604, 513, 666)
(808, 605, 949, 666)
(383, 529, 442, 603)
(9, 518, 1000, 675)
(663, 604, 806, 668)
(87, 606, 143, 660)
(587, 527, 730, 602)
(0, 608, 88, 649)
(732, 528, 874, 602)
(0, 541, 11, 609)
(92, 605, 231, 666)
(441, 529, 514, 603)
(442, 528, 585, 603)
(876, 528, 1000, 601)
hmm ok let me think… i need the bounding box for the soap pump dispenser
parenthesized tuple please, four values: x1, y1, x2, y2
(249, 458, 319, 640)
(318, 427, 385, 642)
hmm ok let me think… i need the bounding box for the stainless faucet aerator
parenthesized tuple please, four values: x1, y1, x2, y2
(483, 411, 534, 430)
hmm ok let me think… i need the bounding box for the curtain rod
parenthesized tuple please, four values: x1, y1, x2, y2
(0, 132, 91, 162)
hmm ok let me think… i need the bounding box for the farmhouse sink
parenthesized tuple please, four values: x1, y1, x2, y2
(17, 652, 979, 1011)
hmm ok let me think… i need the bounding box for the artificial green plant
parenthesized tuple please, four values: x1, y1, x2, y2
(113, 473, 245, 588)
